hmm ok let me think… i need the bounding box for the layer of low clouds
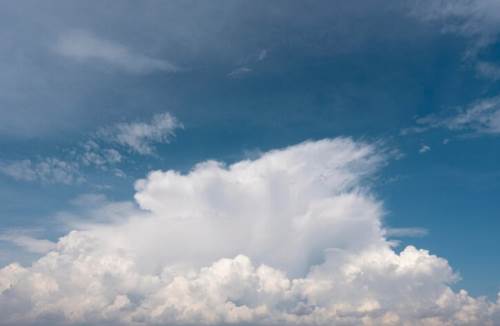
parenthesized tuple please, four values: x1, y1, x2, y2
(0, 113, 180, 184)
(55, 30, 178, 74)
(1, 138, 498, 325)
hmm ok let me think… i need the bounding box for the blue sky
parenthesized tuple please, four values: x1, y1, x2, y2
(1, 1, 500, 325)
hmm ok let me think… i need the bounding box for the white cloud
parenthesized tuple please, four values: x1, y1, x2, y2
(1, 112, 181, 185)
(55, 30, 178, 74)
(0, 138, 499, 325)
(0, 231, 56, 254)
(80, 140, 122, 168)
(227, 67, 252, 78)
(403, 96, 500, 137)
(446, 97, 500, 133)
(97, 112, 182, 155)
(419, 144, 431, 154)
(385, 227, 429, 238)
(413, 0, 500, 55)
(58, 193, 141, 228)
(0, 158, 83, 185)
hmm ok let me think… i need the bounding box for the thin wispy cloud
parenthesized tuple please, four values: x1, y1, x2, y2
(230, 49, 268, 79)
(402, 96, 500, 137)
(80, 140, 122, 167)
(227, 66, 252, 78)
(55, 30, 178, 74)
(385, 227, 429, 238)
(0, 158, 83, 185)
(419, 144, 431, 154)
(96, 112, 182, 155)
(413, 0, 500, 56)
(0, 230, 56, 254)
(0, 113, 181, 184)
(476, 61, 500, 80)
(257, 49, 268, 61)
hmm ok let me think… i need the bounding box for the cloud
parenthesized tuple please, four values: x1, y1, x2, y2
(1, 112, 181, 185)
(97, 112, 182, 155)
(413, 0, 500, 55)
(0, 138, 499, 325)
(257, 49, 268, 61)
(0, 158, 83, 185)
(385, 227, 429, 238)
(229, 48, 268, 79)
(79, 140, 122, 170)
(57, 193, 141, 228)
(81, 141, 122, 166)
(227, 67, 252, 78)
(403, 96, 500, 137)
(419, 144, 431, 154)
(476, 61, 500, 80)
(55, 30, 178, 74)
(0, 231, 56, 254)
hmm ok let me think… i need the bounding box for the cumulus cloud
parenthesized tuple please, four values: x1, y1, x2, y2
(97, 112, 182, 155)
(403, 96, 500, 137)
(0, 158, 83, 185)
(55, 30, 178, 74)
(0, 138, 499, 325)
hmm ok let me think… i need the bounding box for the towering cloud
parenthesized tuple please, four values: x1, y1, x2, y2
(0, 138, 498, 325)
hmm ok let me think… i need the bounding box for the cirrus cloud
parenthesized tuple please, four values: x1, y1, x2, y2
(96, 112, 182, 155)
(402, 96, 500, 137)
(55, 30, 179, 74)
(0, 158, 83, 185)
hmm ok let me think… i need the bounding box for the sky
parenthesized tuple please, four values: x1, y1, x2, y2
(1, 1, 500, 325)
